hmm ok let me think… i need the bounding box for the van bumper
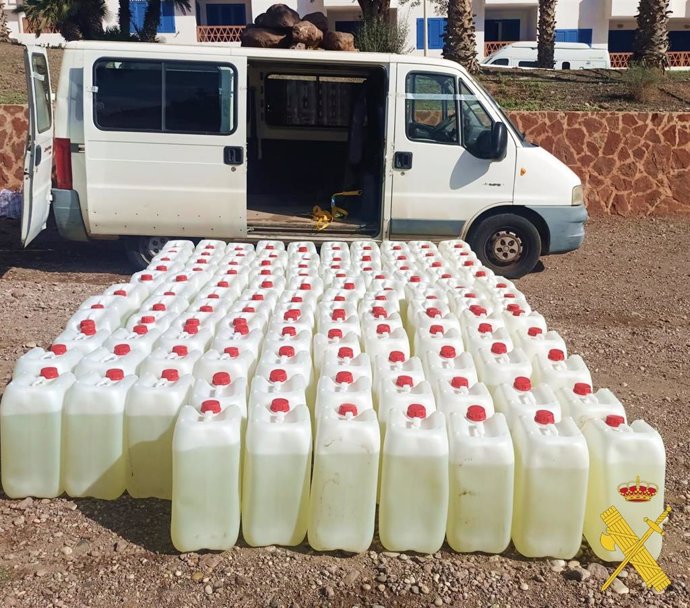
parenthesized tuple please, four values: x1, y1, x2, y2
(528, 204, 588, 254)
(52, 188, 89, 242)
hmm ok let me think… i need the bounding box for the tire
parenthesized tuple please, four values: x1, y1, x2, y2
(467, 214, 542, 279)
(123, 236, 170, 271)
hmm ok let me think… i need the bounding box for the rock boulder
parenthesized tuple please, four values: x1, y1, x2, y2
(323, 31, 356, 52)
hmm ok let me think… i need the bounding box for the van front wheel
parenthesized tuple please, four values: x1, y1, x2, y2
(124, 236, 169, 270)
(467, 214, 541, 279)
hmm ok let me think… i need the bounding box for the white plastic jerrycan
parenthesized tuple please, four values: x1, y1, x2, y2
(475, 342, 532, 394)
(248, 375, 309, 413)
(422, 348, 477, 388)
(321, 348, 373, 386)
(362, 324, 410, 365)
(447, 407, 514, 553)
(242, 403, 312, 547)
(105, 325, 163, 355)
(314, 373, 373, 420)
(13, 343, 83, 378)
(465, 324, 515, 360)
(1, 367, 76, 498)
(557, 383, 627, 429)
(191, 373, 248, 420)
(372, 351, 425, 409)
(125, 309, 176, 334)
(502, 309, 548, 341)
(433, 376, 494, 419)
(493, 377, 562, 428)
(308, 405, 380, 553)
(101, 283, 148, 313)
(532, 349, 592, 392)
(73, 343, 148, 378)
(414, 327, 464, 361)
(62, 370, 137, 499)
(79, 294, 135, 323)
(313, 330, 362, 373)
(513, 326, 568, 363)
(156, 323, 214, 354)
(511, 410, 589, 559)
(53, 324, 110, 356)
(378, 405, 449, 554)
(581, 415, 666, 562)
(195, 347, 257, 392)
(125, 369, 194, 499)
(66, 307, 122, 334)
(256, 346, 314, 394)
(212, 327, 265, 363)
(378, 378, 436, 443)
(171, 403, 243, 552)
(139, 345, 203, 379)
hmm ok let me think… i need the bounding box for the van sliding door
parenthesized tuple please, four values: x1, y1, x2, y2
(82, 51, 247, 238)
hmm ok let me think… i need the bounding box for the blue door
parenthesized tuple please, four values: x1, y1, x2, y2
(485, 19, 520, 42)
(670, 31, 690, 51)
(608, 30, 635, 52)
(206, 3, 246, 26)
(555, 28, 593, 45)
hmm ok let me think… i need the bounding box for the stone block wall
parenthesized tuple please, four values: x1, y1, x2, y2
(1, 104, 689, 216)
(0, 105, 28, 191)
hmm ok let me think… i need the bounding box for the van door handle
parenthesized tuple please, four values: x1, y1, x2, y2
(224, 146, 244, 165)
(394, 151, 413, 170)
(35, 144, 42, 167)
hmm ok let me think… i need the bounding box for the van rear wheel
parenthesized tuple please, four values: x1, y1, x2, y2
(124, 236, 169, 270)
(467, 214, 541, 279)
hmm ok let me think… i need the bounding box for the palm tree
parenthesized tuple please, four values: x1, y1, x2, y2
(20, 0, 106, 40)
(631, 0, 670, 70)
(140, 0, 190, 42)
(537, 0, 557, 68)
(118, 0, 130, 37)
(1, 0, 11, 42)
(443, 0, 479, 74)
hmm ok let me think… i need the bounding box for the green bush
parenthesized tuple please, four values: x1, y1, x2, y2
(623, 64, 665, 103)
(355, 16, 411, 55)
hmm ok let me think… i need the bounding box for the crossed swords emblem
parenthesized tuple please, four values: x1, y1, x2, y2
(599, 505, 672, 592)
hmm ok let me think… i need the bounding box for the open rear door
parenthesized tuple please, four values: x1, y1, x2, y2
(22, 46, 54, 246)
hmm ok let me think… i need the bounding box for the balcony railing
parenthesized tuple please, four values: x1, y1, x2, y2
(610, 51, 690, 68)
(197, 25, 245, 43)
(22, 17, 57, 34)
(484, 41, 515, 56)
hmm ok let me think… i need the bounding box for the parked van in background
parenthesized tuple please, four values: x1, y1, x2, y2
(482, 42, 611, 70)
(23, 42, 587, 278)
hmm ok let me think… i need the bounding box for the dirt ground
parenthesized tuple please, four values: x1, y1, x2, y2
(0, 217, 689, 608)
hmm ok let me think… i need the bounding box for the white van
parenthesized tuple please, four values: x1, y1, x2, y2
(23, 42, 587, 278)
(482, 42, 611, 70)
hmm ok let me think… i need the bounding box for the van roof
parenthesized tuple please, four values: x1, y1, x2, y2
(62, 40, 469, 73)
(508, 41, 593, 50)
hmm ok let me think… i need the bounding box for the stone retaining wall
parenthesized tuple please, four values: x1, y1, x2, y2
(1, 105, 689, 216)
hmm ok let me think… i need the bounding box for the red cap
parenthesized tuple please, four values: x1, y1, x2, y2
(269, 369, 287, 383)
(441, 273, 452, 279)
(204, 244, 215, 249)
(282, 326, 297, 337)
(162, 369, 179, 382)
(514, 376, 532, 392)
(114, 343, 131, 356)
(212, 372, 231, 386)
(376, 324, 391, 335)
(478, 323, 493, 334)
(133, 324, 148, 335)
(338, 403, 358, 416)
(50, 344, 67, 355)
(217, 281, 230, 288)
(363, 245, 372, 250)
(113, 289, 127, 296)
(335, 371, 354, 384)
(475, 271, 487, 278)
(279, 345, 295, 358)
(105, 368, 124, 382)
(40, 366, 59, 379)
(251, 294, 265, 301)
(235, 324, 249, 336)
(496, 282, 508, 289)
(332, 309, 346, 321)
(260, 281, 274, 289)
(338, 347, 354, 359)
(548, 349, 565, 362)
(299, 283, 312, 291)
(80, 324, 96, 336)
(152, 303, 166, 312)
(510, 308, 525, 317)
(223, 346, 240, 357)
(343, 282, 355, 290)
(375, 274, 386, 280)
(527, 326, 543, 337)
(371, 306, 387, 319)
(388, 351, 405, 363)
(260, 260, 272, 267)
(199, 305, 213, 313)
(184, 325, 199, 335)
(291, 296, 303, 303)
(605, 414, 625, 428)
(80, 319, 96, 329)
(284, 309, 300, 321)
(429, 325, 444, 335)
(426, 307, 441, 318)
(140, 315, 155, 324)
(374, 295, 387, 301)
(333, 295, 346, 302)
(469, 305, 487, 317)
(451, 376, 469, 389)
(504, 293, 516, 299)
(396, 375, 414, 388)
(573, 382, 592, 396)
(140, 273, 153, 281)
(431, 261, 442, 268)
(466, 405, 487, 422)
(232, 318, 247, 327)
(91, 303, 105, 310)
(506, 303, 521, 312)
(201, 400, 221, 414)
(465, 293, 477, 299)
(361, 255, 372, 262)
(172, 345, 188, 357)
(535, 410, 555, 425)
(155, 265, 167, 272)
(440, 345, 456, 359)
(298, 246, 308, 253)
(208, 294, 220, 300)
(270, 398, 290, 413)
(407, 404, 427, 419)
(175, 275, 188, 282)
(328, 329, 343, 339)
(491, 342, 508, 355)
(463, 260, 474, 267)
(410, 276, 421, 283)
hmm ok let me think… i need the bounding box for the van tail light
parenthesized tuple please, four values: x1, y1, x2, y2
(54, 138, 73, 190)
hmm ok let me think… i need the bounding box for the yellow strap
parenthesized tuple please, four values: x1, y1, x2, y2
(312, 205, 332, 231)
(332, 190, 362, 198)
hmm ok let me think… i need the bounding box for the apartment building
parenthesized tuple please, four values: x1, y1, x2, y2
(5, 0, 690, 65)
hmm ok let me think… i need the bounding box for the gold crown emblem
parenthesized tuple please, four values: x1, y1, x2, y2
(618, 476, 658, 502)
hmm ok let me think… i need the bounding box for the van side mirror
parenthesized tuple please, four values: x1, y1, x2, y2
(490, 122, 508, 161)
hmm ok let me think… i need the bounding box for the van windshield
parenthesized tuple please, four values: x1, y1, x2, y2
(472, 79, 527, 143)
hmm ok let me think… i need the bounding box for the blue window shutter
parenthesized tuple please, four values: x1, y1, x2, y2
(130, 0, 146, 34)
(555, 28, 592, 45)
(416, 18, 424, 49)
(159, 1, 176, 34)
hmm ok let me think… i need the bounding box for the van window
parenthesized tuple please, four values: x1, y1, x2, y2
(517, 60, 538, 68)
(405, 73, 459, 145)
(491, 58, 509, 66)
(31, 53, 52, 133)
(93, 59, 236, 134)
(459, 82, 494, 156)
(264, 74, 365, 128)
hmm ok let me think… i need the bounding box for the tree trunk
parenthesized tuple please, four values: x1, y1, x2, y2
(537, 0, 557, 68)
(141, 0, 161, 42)
(357, 0, 390, 21)
(78, 0, 105, 40)
(119, 0, 131, 38)
(631, 0, 670, 70)
(443, 0, 480, 75)
(0, 0, 11, 43)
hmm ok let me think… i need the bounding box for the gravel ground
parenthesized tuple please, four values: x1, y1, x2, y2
(0, 217, 688, 608)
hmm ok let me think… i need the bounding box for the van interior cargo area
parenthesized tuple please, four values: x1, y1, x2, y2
(246, 62, 387, 237)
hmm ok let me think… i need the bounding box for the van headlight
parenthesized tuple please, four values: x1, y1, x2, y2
(571, 185, 584, 206)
